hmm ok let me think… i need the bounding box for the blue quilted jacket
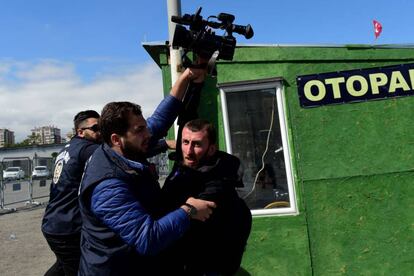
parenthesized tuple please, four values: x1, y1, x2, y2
(78, 95, 190, 276)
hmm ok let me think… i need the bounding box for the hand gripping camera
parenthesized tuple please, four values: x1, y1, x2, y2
(171, 7, 254, 74)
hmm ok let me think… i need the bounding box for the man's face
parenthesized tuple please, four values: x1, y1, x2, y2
(119, 114, 151, 160)
(181, 127, 215, 169)
(78, 118, 101, 142)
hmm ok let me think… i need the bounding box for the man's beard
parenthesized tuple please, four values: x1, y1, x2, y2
(84, 133, 101, 144)
(121, 140, 146, 161)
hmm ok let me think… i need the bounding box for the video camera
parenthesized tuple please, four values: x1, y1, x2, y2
(170, 8, 254, 159)
(171, 7, 254, 71)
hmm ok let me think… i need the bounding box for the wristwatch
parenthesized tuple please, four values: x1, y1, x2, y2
(184, 203, 198, 218)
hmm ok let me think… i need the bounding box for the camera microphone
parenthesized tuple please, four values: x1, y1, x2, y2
(217, 13, 235, 23)
(232, 24, 254, 39)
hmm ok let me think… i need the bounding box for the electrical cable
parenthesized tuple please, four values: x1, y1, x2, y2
(243, 90, 276, 199)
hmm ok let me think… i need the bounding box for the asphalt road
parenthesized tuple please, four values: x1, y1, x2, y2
(0, 178, 54, 275)
(0, 205, 54, 276)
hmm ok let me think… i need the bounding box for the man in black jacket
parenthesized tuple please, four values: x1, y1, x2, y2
(162, 119, 252, 275)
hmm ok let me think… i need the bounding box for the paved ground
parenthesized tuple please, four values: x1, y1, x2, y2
(0, 177, 167, 276)
(0, 205, 54, 276)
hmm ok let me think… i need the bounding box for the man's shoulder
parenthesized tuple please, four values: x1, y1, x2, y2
(69, 136, 97, 147)
(207, 151, 244, 187)
(215, 151, 240, 169)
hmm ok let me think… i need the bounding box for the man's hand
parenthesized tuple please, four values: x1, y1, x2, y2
(186, 57, 209, 83)
(170, 59, 208, 101)
(182, 66, 207, 83)
(166, 139, 176, 150)
(182, 197, 216, 221)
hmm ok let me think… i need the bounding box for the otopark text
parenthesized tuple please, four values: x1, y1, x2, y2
(296, 63, 414, 108)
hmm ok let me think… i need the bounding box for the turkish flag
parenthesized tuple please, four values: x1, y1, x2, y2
(373, 20, 382, 39)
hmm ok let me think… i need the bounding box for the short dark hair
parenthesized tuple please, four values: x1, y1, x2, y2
(73, 110, 100, 130)
(184, 119, 217, 145)
(100, 101, 142, 146)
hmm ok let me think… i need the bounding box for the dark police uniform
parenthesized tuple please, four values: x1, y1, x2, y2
(42, 136, 99, 276)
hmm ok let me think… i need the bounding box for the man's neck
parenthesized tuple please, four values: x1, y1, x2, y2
(111, 146, 125, 158)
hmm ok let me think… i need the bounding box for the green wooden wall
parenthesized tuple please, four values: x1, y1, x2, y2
(150, 45, 414, 275)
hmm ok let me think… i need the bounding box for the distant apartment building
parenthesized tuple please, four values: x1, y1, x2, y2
(0, 129, 15, 147)
(31, 126, 61, 145)
(66, 128, 76, 141)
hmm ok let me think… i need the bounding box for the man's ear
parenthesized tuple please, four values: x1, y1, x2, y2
(77, 129, 85, 138)
(110, 133, 122, 147)
(207, 144, 217, 157)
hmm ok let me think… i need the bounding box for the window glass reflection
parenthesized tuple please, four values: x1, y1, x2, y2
(225, 88, 289, 210)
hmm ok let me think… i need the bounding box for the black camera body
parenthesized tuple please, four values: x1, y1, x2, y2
(171, 7, 253, 62)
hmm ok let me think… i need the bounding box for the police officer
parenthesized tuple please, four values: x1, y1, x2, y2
(41, 110, 101, 276)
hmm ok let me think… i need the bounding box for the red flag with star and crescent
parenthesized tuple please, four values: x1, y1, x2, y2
(373, 20, 382, 39)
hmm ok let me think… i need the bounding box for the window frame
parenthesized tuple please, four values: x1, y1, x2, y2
(219, 78, 298, 216)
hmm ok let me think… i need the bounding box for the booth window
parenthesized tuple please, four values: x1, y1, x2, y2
(219, 78, 297, 216)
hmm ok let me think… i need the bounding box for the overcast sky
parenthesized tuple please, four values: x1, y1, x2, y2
(1, 0, 413, 142)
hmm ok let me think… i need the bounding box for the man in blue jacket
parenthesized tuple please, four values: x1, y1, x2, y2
(78, 67, 216, 275)
(42, 110, 101, 276)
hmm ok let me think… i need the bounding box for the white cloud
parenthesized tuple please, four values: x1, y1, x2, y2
(0, 60, 164, 142)
(15, 60, 77, 81)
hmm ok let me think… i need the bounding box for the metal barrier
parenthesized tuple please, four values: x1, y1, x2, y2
(148, 152, 170, 177)
(1, 157, 53, 209)
(1, 153, 168, 209)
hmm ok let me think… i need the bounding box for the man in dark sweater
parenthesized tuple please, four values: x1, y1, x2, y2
(162, 119, 252, 275)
